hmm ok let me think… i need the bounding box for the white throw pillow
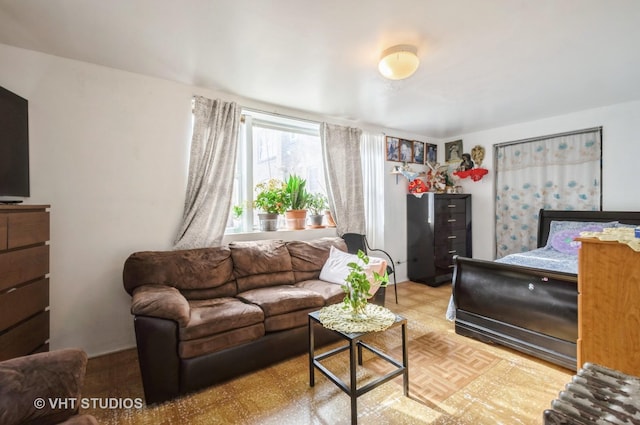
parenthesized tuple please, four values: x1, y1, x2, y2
(319, 246, 360, 285)
(319, 246, 387, 300)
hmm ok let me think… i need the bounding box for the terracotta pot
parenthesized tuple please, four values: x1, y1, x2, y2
(284, 209, 307, 230)
(324, 210, 336, 227)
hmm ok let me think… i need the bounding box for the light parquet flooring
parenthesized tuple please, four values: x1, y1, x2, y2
(82, 281, 573, 424)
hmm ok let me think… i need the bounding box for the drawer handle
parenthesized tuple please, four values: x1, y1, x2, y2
(449, 250, 457, 254)
(448, 235, 457, 239)
(447, 205, 456, 208)
(448, 265, 455, 269)
(447, 219, 456, 222)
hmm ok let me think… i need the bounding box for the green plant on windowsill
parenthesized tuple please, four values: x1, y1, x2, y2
(253, 178, 288, 215)
(342, 250, 389, 318)
(284, 174, 310, 211)
(232, 204, 244, 219)
(307, 193, 327, 216)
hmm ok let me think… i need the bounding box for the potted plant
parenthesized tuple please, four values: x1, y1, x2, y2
(232, 204, 243, 231)
(307, 193, 327, 227)
(284, 174, 310, 230)
(253, 178, 287, 231)
(342, 250, 389, 318)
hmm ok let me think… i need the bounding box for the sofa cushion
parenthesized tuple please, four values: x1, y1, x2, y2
(230, 240, 295, 292)
(123, 246, 236, 298)
(295, 279, 344, 306)
(179, 324, 265, 359)
(236, 285, 324, 317)
(286, 237, 348, 282)
(180, 297, 264, 341)
(0, 349, 88, 425)
(264, 307, 320, 332)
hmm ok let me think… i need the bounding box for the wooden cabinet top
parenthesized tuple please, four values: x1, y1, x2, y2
(0, 204, 50, 212)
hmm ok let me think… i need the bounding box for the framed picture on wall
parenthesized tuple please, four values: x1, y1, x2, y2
(399, 139, 413, 162)
(426, 143, 437, 166)
(445, 139, 463, 163)
(412, 141, 425, 164)
(386, 136, 399, 161)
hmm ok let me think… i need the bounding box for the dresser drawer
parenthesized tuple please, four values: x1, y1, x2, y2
(0, 216, 7, 250)
(434, 198, 467, 214)
(0, 245, 49, 292)
(7, 212, 50, 249)
(434, 212, 467, 230)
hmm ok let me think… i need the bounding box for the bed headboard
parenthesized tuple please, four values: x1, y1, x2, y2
(537, 209, 640, 248)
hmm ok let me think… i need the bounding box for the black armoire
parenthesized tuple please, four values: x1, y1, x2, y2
(406, 193, 472, 286)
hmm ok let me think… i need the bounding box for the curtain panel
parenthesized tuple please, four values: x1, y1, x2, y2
(174, 97, 240, 249)
(495, 128, 602, 257)
(360, 132, 385, 248)
(320, 123, 365, 235)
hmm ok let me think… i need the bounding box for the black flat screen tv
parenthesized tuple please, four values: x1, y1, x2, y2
(0, 85, 30, 197)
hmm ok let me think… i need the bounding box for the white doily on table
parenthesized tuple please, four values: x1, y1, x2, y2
(580, 227, 640, 252)
(318, 303, 397, 333)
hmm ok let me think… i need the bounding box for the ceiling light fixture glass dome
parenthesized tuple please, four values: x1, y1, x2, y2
(378, 45, 420, 80)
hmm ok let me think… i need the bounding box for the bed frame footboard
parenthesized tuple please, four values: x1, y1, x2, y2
(452, 256, 577, 370)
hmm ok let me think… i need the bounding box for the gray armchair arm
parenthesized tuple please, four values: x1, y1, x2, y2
(131, 284, 190, 327)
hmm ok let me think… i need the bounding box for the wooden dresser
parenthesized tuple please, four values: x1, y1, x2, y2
(577, 238, 640, 376)
(407, 193, 472, 286)
(0, 204, 50, 361)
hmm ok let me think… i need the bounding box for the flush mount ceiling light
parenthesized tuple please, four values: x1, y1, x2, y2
(378, 44, 419, 80)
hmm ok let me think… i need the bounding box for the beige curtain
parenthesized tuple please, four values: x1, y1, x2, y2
(320, 123, 365, 235)
(174, 96, 240, 249)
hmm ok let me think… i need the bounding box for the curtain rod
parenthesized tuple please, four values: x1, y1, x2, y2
(494, 126, 602, 148)
(241, 106, 322, 127)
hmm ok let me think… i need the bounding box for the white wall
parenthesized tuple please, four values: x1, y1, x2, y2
(441, 101, 640, 260)
(0, 43, 429, 356)
(3, 41, 639, 356)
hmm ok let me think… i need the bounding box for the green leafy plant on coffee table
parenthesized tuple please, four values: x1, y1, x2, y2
(342, 250, 389, 317)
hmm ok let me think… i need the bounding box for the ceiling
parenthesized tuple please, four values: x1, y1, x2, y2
(1, 0, 640, 138)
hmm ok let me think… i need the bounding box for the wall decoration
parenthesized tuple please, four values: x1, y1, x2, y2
(426, 143, 437, 166)
(399, 139, 413, 162)
(412, 141, 424, 164)
(385, 136, 399, 161)
(445, 139, 463, 163)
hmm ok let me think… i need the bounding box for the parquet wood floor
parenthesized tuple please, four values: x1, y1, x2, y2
(82, 281, 573, 424)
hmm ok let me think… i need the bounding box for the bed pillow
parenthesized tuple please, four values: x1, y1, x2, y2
(545, 220, 617, 255)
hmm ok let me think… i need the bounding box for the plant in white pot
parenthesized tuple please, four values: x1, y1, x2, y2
(307, 193, 327, 227)
(284, 174, 310, 230)
(253, 178, 287, 231)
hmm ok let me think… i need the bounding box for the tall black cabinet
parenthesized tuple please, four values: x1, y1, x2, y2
(407, 193, 472, 286)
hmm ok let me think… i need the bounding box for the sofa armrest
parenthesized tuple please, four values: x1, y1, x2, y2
(0, 349, 89, 425)
(131, 284, 190, 327)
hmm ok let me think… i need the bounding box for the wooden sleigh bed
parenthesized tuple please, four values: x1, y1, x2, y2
(451, 209, 640, 370)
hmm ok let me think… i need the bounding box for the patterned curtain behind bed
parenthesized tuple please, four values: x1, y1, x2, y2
(495, 127, 602, 258)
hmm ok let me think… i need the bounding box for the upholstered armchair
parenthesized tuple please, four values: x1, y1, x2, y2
(0, 349, 97, 425)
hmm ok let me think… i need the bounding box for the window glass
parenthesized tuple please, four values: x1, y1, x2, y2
(227, 110, 325, 233)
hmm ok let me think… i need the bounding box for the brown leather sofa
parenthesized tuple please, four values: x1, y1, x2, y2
(123, 237, 384, 404)
(0, 349, 98, 425)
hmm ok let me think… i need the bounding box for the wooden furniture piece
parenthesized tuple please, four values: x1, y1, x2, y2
(453, 209, 640, 370)
(0, 204, 50, 361)
(577, 238, 640, 376)
(407, 193, 471, 286)
(308, 310, 408, 425)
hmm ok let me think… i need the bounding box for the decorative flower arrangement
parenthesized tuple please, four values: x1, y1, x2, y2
(253, 178, 288, 214)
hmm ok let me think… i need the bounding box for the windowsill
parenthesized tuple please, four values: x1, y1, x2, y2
(222, 227, 338, 244)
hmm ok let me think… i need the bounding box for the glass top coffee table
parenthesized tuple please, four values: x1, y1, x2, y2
(308, 309, 408, 425)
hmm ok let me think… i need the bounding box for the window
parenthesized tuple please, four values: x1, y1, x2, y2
(227, 110, 326, 233)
